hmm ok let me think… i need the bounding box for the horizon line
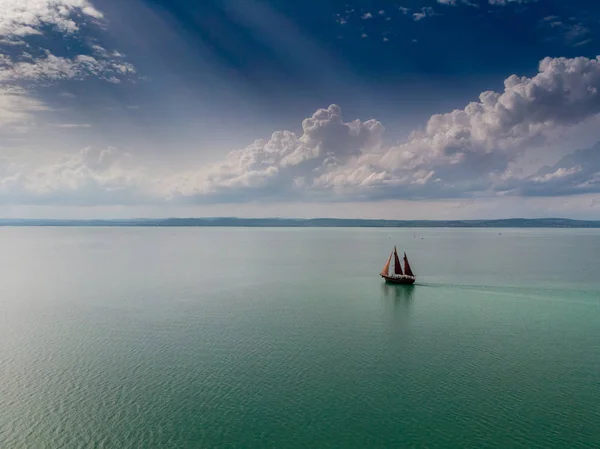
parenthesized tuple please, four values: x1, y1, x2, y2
(1, 217, 600, 228)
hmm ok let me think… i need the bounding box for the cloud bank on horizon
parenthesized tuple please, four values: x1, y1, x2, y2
(5, 56, 600, 206)
(165, 56, 600, 204)
(2, 0, 600, 217)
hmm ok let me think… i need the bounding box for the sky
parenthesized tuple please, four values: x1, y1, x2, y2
(3, 0, 600, 219)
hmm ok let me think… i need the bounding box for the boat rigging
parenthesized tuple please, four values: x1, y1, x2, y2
(380, 246, 416, 285)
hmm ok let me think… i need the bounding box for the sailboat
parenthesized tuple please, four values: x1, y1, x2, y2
(380, 246, 416, 285)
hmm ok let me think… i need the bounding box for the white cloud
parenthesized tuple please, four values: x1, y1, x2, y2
(0, 0, 136, 145)
(162, 56, 600, 204)
(0, 0, 103, 43)
(323, 56, 600, 199)
(531, 166, 582, 183)
(437, 0, 477, 6)
(413, 7, 435, 21)
(0, 1, 140, 208)
(0, 51, 136, 83)
(5, 56, 600, 207)
(0, 146, 151, 205)
(0, 1, 136, 84)
(164, 104, 384, 203)
(361, 12, 372, 20)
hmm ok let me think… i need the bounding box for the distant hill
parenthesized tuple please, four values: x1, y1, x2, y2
(1, 217, 600, 228)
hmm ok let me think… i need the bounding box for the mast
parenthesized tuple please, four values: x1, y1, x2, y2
(403, 252, 414, 277)
(381, 251, 393, 276)
(393, 246, 403, 275)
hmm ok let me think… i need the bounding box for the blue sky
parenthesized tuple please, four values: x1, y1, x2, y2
(2, 0, 600, 218)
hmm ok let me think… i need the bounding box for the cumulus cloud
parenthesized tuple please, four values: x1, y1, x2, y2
(5, 56, 600, 206)
(162, 56, 600, 204)
(0, 147, 151, 205)
(165, 105, 384, 203)
(346, 56, 600, 196)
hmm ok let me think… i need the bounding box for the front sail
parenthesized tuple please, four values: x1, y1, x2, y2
(381, 252, 393, 276)
(403, 252, 414, 277)
(393, 247, 403, 275)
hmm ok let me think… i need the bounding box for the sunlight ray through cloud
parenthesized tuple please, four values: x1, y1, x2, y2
(2, 0, 600, 218)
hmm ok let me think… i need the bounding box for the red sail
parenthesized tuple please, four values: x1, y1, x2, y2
(403, 252, 414, 277)
(381, 252, 392, 276)
(393, 247, 403, 275)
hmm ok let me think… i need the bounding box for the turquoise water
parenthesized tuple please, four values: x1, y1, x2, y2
(1, 227, 599, 448)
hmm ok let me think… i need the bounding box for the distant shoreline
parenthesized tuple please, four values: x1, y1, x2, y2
(1, 218, 600, 228)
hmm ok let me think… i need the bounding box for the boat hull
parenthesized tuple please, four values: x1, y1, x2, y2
(381, 274, 416, 285)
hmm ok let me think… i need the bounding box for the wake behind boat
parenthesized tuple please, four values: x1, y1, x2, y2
(380, 246, 415, 285)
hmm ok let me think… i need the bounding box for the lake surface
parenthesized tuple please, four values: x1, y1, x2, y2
(1, 227, 599, 448)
